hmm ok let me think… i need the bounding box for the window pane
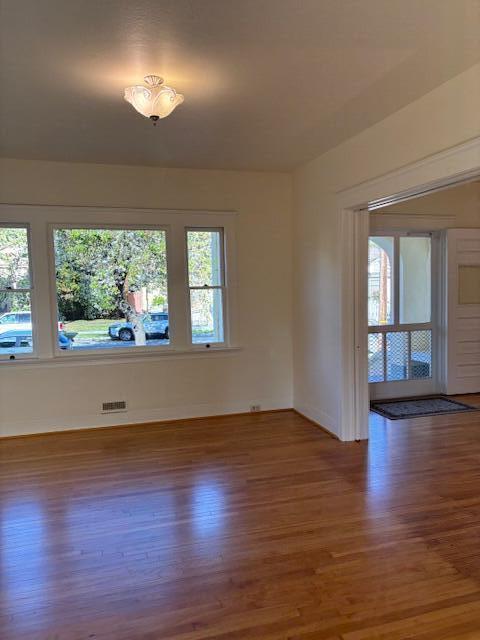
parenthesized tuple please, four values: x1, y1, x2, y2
(0, 227, 30, 289)
(54, 229, 169, 351)
(386, 331, 408, 381)
(0, 292, 33, 355)
(368, 333, 384, 382)
(410, 330, 432, 379)
(399, 237, 431, 324)
(368, 237, 393, 326)
(187, 230, 223, 287)
(190, 289, 224, 343)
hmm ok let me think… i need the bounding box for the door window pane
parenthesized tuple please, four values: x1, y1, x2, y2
(368, 237, 393, 326)
(410, 330, 432, 379)
(399, 237, 431, 324)
(369, 329, 432, 384)
(386, 331, 408, 381)
(368, 333, 384, 383)
(54, 228, 169, 351)
(190, 288, 224, 344)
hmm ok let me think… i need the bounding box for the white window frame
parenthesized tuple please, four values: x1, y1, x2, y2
(49, 223, 173, 358)
(0, 222, 38, 361)
(186, 227, 228, 348)
(0, 205, 238, 366)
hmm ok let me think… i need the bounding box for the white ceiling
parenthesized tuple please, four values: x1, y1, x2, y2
(1, 0, 479, 171)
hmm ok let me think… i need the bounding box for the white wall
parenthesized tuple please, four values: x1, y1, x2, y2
(3, 60, 480, 439)
(381, 181, 480, 226)
(293, 62, 480, 438)
(0, 159, 293, 436)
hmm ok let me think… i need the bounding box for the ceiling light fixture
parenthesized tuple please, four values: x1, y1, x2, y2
(124, 75, 184, 125)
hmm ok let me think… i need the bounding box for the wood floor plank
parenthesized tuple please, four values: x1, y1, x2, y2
(2, 402, 480, 638)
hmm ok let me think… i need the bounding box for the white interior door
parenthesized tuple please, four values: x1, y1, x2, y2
(446, 229, 480, 394)
(368, 232, 440, 400)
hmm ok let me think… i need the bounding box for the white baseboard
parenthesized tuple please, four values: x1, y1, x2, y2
(447, 382, 480, 396)
(293, 402, 339, 439)
(0, 399, 291, 438)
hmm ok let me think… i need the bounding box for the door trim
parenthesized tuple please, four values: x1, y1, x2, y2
(336, 136, 480, 441)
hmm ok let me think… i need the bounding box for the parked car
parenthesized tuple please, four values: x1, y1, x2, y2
(0, 311, 64, 335)
(0, 329, 72, 350)
(108, 312, 169, 341)
(0, 311, 32, 335)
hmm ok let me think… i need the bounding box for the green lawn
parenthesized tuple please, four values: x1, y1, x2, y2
(64, 319, 121, 336)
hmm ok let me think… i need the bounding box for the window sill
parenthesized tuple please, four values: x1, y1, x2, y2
(0, 346, 242, 369)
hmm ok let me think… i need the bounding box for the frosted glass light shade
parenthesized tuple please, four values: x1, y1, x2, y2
(124, 75, 184, 121)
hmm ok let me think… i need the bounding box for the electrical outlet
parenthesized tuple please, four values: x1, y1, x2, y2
(250, 404, 261, 413)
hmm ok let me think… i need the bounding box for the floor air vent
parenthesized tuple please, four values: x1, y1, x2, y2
(102, 401, 127, 413)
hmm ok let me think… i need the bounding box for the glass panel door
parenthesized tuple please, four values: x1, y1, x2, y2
(368, 232, 437, 399)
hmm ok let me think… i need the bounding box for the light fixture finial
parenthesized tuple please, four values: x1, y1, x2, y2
(144, 75, 164, 87)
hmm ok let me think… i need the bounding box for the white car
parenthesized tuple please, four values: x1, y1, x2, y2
(0, 311, 32, 335)
(0, 311, 64, 335)
(108, 312, 169, 341)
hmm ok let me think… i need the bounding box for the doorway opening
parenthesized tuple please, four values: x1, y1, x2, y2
(362, 177, 480, 430)
(337, 140, 480, 441)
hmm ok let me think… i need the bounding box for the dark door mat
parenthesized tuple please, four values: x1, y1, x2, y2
(371, 396, 478, 420)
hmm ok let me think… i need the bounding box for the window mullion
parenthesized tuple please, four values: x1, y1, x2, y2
(393, 235, 400, 327)
(407, 330, 412, 380)
(382, 333, 387, 382)
(31, 219, 56, 358)
(168, 223, 190, 349)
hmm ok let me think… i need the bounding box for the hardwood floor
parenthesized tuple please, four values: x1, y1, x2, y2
(2, 400, 480, 639)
